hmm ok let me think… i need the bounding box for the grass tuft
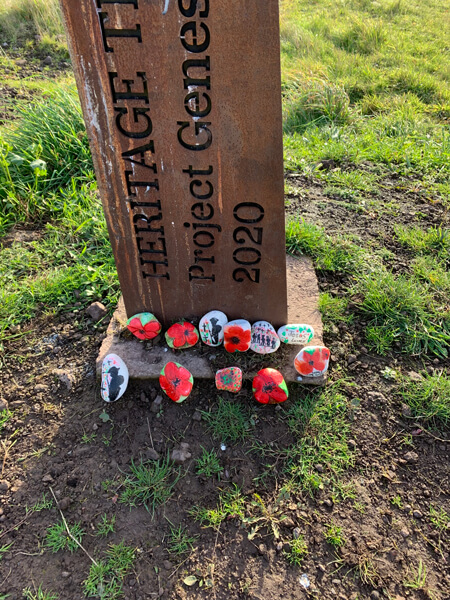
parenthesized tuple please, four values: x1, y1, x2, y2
(119, 456, 180, 515)
(202, 397, 253, 444)
(83, 542, 135, 600)
(190, 486, 245, 530)
(22, 586, 58, 600)
(44, 519, 85, 553)
(399, 373, 450, 428)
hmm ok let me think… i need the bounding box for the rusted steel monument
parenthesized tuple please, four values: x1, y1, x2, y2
(60, 0, 287, 326)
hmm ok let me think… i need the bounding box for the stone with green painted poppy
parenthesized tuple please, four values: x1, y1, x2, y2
(165, 321, 199, 349)
(294, 346, 330, 377)
(215, 367, 242, 393)
(159, 361, 194, 403)
(252, 368, 288, 404)
(277, 324, 314, 345)
(127, 312, 162, 341)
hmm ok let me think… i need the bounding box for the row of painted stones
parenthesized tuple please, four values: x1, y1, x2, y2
(101, 347, 331, 405)
(127, 311, 314, 354)
(101, 354, 289, 405)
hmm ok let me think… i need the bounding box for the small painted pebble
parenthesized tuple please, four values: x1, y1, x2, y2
(252, 368, 289, 405)
(223, 319, 251, 353)
(127, 312, 162, 340)
(277, 324, 314, 345)
(294, 346, 330, 377)
(101, 354, 129, 403)
(199, 310, 228, 347)
(215, 367, 242, 393)
(250, 321, 280, 354)
(165, 321, 199, 349)
(159, 362, 194, 403)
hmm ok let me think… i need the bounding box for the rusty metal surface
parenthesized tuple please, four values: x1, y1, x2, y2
(60, 0, 287, 326)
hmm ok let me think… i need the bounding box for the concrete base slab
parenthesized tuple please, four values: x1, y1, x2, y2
(96, 255, 325, 385)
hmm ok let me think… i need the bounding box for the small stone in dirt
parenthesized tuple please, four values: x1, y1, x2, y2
(16, 59, 27, 66)
(400, 528, 410, 538)
(163, 560, 173, 570)
(323, 499, 333, 509)
(408, 371, 423, 382)
(140, 392, 148, 403)
(0, 480, 10, 493)
(151, 395, 163, 413)
(317, 564, 326, 573)
(404, 451, 419, 464)
(332, 579, 341, 585)
(192, 411, 202, 421)
(86, 301, 108, 322)
(145, 449, 160, 461)
(401, 404, 412, 417)
(35, 383, 48, 393)
(258, 543, 267, 555)
(53, 369, 76, 390)
(276, 542, 283, 552)
(413, 510, 423, 519)
(0, 399, 8, 412)
(42, 474, 54, 483)
(347, 354, 357, 364)
(58, 497, 71, 511)
(43, 55, 53, 65)
(348, 439, 357, 450)
(314, 464, 324, 473)
(171, 443, 191, 464)
(61, 572, 70, 579)
(370, 592, 380, 600)
(293, 527, 301, 539)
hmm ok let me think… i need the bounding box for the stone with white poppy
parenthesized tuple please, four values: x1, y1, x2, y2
(250, 321, 280, 354)
(101, 354, 129, 403)
(199, 310, 228, 347)
(294, 346, 330, 377)
(215, 367, 242, 393)
(277, 324, 314, 345)
(223, 319, 252, 353)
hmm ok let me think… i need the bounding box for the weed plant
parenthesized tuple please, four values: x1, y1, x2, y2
(22, 586, 58, 600)
(429, 505, 449, 531)
(399, 373, 450, 427)
(324, 522, 345, 548)
(190, 486, 245, 530)
(83, 542, 135, 600)
(119, 456, 180, 515)
(44, 519, 85, 553)
(283, 535, 308, 566)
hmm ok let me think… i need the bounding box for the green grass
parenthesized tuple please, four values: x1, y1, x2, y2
(284, 385, 353, 496)
(44, 519, 85, 553)
(429, 505, 449, 531)
(202, 397, 253, 444)
(319, 293, 352, 333)
(96, 514, 116, 538)
(190, 486, 246, 530)
(119, 456, 181, 515)
(22, 586, 58, 600)
(0, 0, 64, 44)
(399, 373, 450, 427)
(394, 225, 450, 259)
(83, 542, 135, 600)
(324, 521, 346, 548)
(195, 448, 222, 478)
(167, 524, 197, 557)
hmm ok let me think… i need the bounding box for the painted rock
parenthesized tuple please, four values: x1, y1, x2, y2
(250, 321, 280, 354)
(199, 310, 228, 347)
(159, 362, 194, 403)
(101, 353, 129, 403)
(294, 346, 330, 377)
(223, 319, 252, 353)
(277, 324, 314, 345)
(165, 321, 199, 349)
(252, 368, 288, 405)
(127, 312, 162, 340)
(215, 367, 243, 393)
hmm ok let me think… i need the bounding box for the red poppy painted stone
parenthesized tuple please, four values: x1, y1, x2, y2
(215, 367, 242, 393)
(294, 346, 330, 377)
(127, 313, 162, 340)
(223, 320, 252, 353)
(252, 368, 288, 405)
(159, 362, 194, 403)
(165, 321, 199, 349)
